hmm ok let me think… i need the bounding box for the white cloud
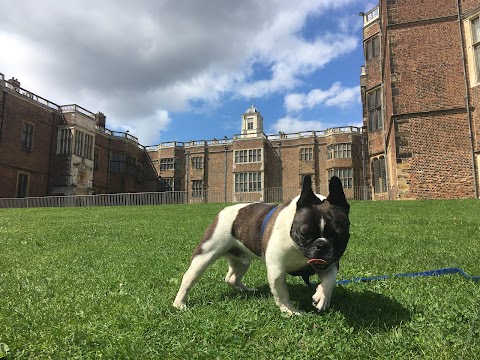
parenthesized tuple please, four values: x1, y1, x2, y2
(271, 116, 323, 134)
(239, 33, 358, 99)
(0, 0, 360, 144)
(284, 82, 360, 113)
(109, 109, 172, 146)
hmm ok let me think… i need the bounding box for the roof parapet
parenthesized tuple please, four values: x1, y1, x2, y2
(362, 6, 379, 27)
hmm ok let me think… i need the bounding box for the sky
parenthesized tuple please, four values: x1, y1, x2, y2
(0, 0, 377, 146)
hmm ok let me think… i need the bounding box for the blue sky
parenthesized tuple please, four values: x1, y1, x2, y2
(0, 0, 377, 146)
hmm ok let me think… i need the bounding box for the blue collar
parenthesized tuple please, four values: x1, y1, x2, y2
(261, 205, 278, 237)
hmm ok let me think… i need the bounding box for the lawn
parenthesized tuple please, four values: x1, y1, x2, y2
(0, 200, 479, 359)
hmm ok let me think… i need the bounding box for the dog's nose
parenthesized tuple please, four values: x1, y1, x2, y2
(313, 238, 330, 254)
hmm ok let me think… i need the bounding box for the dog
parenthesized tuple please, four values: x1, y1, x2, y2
(173, 175, 350, 315)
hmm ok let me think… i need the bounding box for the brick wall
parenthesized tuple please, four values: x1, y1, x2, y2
(390, 23, 465, 115)
(91, 131, 110, 193)
(362, 0, 479, 198)
(0, 90, 55, 197)
(206, 143, 232, 202)
(396, 113, 474, 198)
(388, 0, 456, 24)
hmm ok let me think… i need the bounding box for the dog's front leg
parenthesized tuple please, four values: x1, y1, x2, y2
(312, 262, 338, 312)
(267, 265, 303, 315)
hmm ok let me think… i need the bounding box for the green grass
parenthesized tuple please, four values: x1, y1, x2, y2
(1, 200, 479, 359)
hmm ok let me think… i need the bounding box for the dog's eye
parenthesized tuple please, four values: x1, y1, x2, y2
(300, 230, 315, 239)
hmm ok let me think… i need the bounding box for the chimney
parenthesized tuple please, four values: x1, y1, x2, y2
(7, 77, 20, 89)
(95, 112, 106, 128)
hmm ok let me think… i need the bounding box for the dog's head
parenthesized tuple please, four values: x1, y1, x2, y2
(290, 175, 350, 270)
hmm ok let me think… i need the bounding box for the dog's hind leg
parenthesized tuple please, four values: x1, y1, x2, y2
(224, 253, 254, 291)
(173, 251, 222, 309)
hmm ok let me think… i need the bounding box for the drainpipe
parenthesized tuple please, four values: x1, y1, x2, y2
(0, 81, 6, 141)
(361, 125, 368, 200)
(107, 137, 111, 193)
(378, 2, 392, 199)
(46, 112, 56, 195)
(224, 146, 228, 203)
(457, 0, 479, 198)
(185, 150, 190, 203)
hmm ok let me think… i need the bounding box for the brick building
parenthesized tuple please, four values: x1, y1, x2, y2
(143, 104, 364, 202)
(4, 0, 480, 202)
(0, 76, 151, 198)
(361, 0, 480, 199)
(0, 74, 364, 201)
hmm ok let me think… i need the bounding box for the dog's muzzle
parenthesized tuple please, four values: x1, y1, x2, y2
(307, 258, 332, 271)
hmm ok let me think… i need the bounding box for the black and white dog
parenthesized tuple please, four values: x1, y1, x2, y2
(173, 176, 350, 315)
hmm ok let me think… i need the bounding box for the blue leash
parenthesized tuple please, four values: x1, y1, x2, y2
(258, 207, 480, 287)
(336, 267, 480, 286)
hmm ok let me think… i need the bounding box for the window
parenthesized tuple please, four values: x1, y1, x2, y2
(192, 156, 204, 169)
(94, 147, 99, 170)
(365, 35, 380, 60)
(57, 128, 72, 155)
(471, 16, 480, 83)
(367, 88, 383, 131)
(300, 147, 314, 161)
(247, 117, 254, 130)
(328, 168, 353, 189)
(192, 180, 204, 197)
(372, 156, 387, 193)
(160, 177, 181, 191)
(235, 172, 262, 193)
(21, 122, 33, 150)
(160, 178, 174, 191)
(136, 164, 143, 183)
(110, 152, 125, 174)
(160, 158, 181, 170)
(74, 130, 94, 159)
(125, 154, 137, 176)
(249, 149, 261, 162)
(16, 172, 29, 198)
(235, 149, 262, 163)
(235, 150, 247, 163)
(327, 143, 352, 159)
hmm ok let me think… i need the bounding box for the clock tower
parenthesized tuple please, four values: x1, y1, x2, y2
(241, 103, 264, 138)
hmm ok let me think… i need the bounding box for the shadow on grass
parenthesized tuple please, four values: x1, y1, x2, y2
(332, 286, 411, 331)
(219, 283, 410, 332)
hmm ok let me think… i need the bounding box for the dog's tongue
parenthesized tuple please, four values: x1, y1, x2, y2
(308, 258, 328, 265)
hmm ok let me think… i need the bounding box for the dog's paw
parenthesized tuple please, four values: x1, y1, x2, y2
(312, 293, 331, 312)
(279, 304, 304, 316)
(172, 301, 187, 310)
(239, 285, 257, 292)
(230, 282, 257, 292)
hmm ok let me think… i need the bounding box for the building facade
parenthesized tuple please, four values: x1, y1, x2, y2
(0, 76, 150, 199)
(0, 75, 365, 202)
(143, 104, 365, 202)
(361, 0, 480, 199)
(4, 0, 480, 203)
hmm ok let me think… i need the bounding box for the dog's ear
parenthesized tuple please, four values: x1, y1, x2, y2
(297, 175, 322, 208)
(327, 176, 350, 213)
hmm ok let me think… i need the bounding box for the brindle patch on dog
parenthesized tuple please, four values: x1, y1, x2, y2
(261, 200, 292, 252)
(192, 214, 219, 257)
(231, 203, 277, 257)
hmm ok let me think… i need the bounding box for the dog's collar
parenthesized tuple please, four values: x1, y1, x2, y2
(261, 205, 279, 238)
